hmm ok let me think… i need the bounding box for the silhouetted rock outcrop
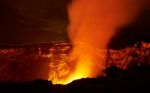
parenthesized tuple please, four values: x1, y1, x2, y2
(0, 63, 149, 93)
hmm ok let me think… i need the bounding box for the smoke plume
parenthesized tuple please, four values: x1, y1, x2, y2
(66, 0, 143, 82)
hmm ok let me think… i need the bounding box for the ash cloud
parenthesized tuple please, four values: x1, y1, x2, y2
(67, 0, 149, 79)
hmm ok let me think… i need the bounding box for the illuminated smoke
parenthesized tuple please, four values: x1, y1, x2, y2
(66, 0, 142, 83)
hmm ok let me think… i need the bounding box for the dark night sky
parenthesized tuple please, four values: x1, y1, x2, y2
(0, 0, 70, 45)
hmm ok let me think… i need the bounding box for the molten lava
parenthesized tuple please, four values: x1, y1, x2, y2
(0, 42, 149, 84)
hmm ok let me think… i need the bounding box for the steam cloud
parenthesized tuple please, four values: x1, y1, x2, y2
(67, 0, 144, 80)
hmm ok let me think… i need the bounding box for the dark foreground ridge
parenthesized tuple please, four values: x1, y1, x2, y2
(0, 63, 149, 93)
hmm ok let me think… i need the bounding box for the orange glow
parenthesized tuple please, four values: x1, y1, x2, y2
(47, 42, 150, 84)
(56, 57, 93, 84)
(65, 0, 141, 84)
(47, 0, 142, 84)
(66, 52, 94, 82)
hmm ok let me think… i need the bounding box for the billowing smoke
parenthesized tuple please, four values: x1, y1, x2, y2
(66, 0, 143, 82)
